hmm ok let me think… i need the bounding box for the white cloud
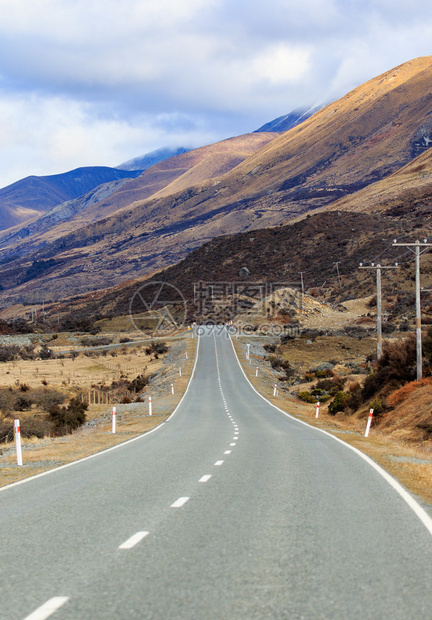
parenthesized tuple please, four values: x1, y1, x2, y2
(0, 0, 432, 187)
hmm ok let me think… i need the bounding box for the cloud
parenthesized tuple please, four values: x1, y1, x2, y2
(0, 0, 432, 186)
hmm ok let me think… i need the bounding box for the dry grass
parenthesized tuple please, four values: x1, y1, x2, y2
(234, 338, 432, 508)
(0, 339, 164, 390)
(0, 334, 197, 488)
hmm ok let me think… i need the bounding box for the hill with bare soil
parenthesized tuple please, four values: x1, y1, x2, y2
(2, 57, 432, 304)
(32, 208, 431, 330)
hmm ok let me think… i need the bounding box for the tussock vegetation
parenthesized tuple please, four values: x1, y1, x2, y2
(0, 386, 87, 440)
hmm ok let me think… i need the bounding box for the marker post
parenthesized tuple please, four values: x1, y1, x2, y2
(365, 408, 374, 437)
(112, 406, 116, 434)
(148, 397, 152, 416)
(316, 401, 320, 419)
(14, 419, 23, 466)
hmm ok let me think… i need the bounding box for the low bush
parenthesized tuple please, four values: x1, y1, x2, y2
(369, 398, 385, 416)
(297, 391, 318, 403)
(328, 390, 350, 414)
(362, 336, 416, 400)
(48, 398, 88, 436)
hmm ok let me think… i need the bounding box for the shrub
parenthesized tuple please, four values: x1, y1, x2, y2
(297, 391, 319, 403)
(0, 420, 14, 442)
(39, 345, 54, 360)
(362, 336, 416, 400)
(14, 395, 33, 411)
(315, 369, 334, 378)
(0, 345, 19, 362)
(129, 374, 149, 393)
(48, 398, 88, 435)
(21, 416, 52, 439)
(0, 389, 15, 415)
(328, 391, 350, 415)
(36, 390, 67, 412)
(369, 398, 385, 416)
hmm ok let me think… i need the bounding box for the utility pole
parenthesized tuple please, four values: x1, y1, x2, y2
(333, 262, 342, 288)
(359, 263, 399, 359)
(392, 239, 432, 380)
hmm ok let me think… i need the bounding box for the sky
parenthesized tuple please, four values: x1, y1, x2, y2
(0, 0, 432, 188)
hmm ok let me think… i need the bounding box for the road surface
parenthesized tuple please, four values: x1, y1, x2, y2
(1, 327, 432, 619)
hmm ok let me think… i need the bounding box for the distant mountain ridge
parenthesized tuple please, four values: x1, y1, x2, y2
(0, 167, 143, 231)
(117, 147, 191, 171)
(254, 106, 322, 132)
(2, 56, 432, 305)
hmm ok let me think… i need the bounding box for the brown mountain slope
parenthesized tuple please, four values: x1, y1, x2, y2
(0, 132, 277, 257)
(39, 208, 432, 326)
(320, 147, 432, 216)
(2, 56, 432, 304)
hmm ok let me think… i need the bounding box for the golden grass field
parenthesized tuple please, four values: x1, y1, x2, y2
(0, 333, 197, 487)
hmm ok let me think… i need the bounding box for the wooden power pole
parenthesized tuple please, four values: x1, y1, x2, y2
(392, 239, 432, 380)
(359, 262, 399, 360)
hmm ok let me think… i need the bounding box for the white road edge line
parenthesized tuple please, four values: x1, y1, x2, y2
(199, 475, 212, 482)
(23, 597, 69, 620)
(171, 496, 190, 508)
(228, 331, 432, 538)
(1, 334, 201, 493)
(119, 531, 149, 549)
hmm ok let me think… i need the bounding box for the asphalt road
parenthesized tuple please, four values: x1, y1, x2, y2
(1, 327, 432, 619)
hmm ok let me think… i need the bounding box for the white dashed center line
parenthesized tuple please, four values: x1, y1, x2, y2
(119, 531, 149, 549)
(23, 597, 69, 620)
(199, 475, 212, 482)
(171, 496, 190, 508)
(230, 443, 236, 446)
(214, 460, 224, 466)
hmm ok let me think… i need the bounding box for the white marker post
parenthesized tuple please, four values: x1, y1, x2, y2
(255, 367, 259, 377)
(171, 384, 174, 395)
(112, 406, 116, 434)
(186, 352, 188, 359)
(365, 408, 374, 437)
(148, 396, 152, 416)
(179, 367, 182, 376)
(14, 419, 23, 466)
(316, 401, 320, 419)
(273, 384, 277, 396)
(246, 343, 250, 360)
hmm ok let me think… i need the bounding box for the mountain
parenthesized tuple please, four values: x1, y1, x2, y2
(2, 56, 432, 305)
(117, 147, 191, 171)
(38, 206, 432, 326)
(0, 167, 143, 231)
(253, 106, 321, 132)
(0, 132, 278, 262)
